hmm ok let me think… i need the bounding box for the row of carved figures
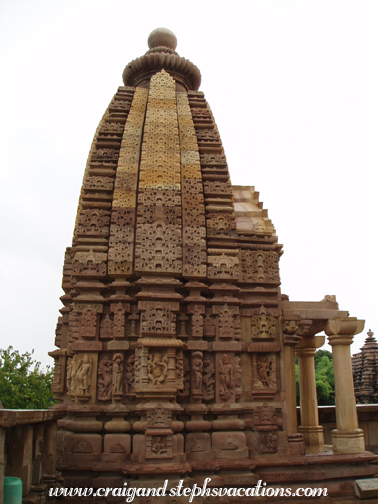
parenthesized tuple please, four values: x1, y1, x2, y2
(65, 351, 273, 402)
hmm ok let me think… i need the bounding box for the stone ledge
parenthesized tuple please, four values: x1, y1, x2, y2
(0, 409, 65, 428)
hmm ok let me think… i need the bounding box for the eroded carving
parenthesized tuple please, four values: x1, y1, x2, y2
(218, 353, 234, 401)
(98, 354, 113, 401)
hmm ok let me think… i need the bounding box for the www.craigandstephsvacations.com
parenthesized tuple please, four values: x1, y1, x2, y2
(49, 478, 328, 501)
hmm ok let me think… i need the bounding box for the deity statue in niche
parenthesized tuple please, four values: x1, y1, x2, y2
(203, 354, 215, 401)
(113, 353, 124, 395)
(148, 351, 168, 385)
(192, 351, 203, 391)
(257, 431, 278, 454)
(97, 355, 113, 400)
(124, 353, 135, 393)
(218, 353, 234, 401)
(77, 354, 92, 396)
(66, 357, 73, 394)
(151, 436, 168, 455)
(257, 355, 272, 387)
(67, 354, 80, 396)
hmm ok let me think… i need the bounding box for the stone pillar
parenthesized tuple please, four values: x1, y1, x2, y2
(283, 319, 305, 455)
(325, 317, 365, 454)
(283, 321, 301, 436)
(296, 335, 325, 446)
(42, 421, 58, 478)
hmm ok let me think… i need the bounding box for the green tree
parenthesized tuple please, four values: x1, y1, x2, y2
(295, 350, 335, 406)
(314, 350, 335, 405)
(0, 346, 55, 409)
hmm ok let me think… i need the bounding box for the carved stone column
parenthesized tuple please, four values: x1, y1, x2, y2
(325, 317, 365, 454)
(296, 335, 325, 446)
(282, 319, 305, 455)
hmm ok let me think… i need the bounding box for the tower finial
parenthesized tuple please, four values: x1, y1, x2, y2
(148, 28, 177, 50)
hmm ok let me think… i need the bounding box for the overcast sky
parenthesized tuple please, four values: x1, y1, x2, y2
(0, 0, 377, 369)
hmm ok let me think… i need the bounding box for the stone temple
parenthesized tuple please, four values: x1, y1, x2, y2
(49, 28, 377, 500)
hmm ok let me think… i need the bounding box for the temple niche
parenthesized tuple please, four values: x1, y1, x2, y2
(49, 28, 377, 500)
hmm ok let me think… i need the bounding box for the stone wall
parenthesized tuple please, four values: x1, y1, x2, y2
(0, 409, 64, 504)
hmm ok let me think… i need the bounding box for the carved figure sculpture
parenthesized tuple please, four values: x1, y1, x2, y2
(113, 353, 124, 395)
(257, 355, 272, 387)
(125, 353, 135, 393)
(77, 354, 92, 396)
(192, 351, 203, 390)
(203, 354, 215, 401)
(97, 355, 113, 400)
(66, 357, 73, 394)
(151, 436, 168, 455)
(148, 351, 168, 385)
(219, 353, 234, 400)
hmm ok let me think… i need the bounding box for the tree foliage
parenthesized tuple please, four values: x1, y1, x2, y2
(0, 346, 55, 409)
(295, 349, 335, 406)
(314, 350, 335, 405)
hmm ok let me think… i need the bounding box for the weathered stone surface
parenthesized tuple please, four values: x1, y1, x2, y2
(355, 478, 378, 499)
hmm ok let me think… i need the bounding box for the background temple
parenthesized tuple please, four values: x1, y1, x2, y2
(45, 28, 377, 501)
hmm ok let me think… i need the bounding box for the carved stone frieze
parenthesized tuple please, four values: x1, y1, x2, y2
(79, 309, 98, 340)
(83, 176, 114, 191)
(208, 253, 239, 280)
(91, 149, 119, 163)
(76, 209, 110, 236)
(189, 305, 205, 338)
(140, 304, 177, 336)
(72, 250, 107, 277)
(213, 304, 239, 339)
(250, 315, 277, 340)
(239, 250, 280, 284)
(253, 403, 278, 431)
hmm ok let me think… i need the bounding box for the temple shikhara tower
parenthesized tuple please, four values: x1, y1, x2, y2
(50, 28, 377, 498)
(352, 330, 378, 404)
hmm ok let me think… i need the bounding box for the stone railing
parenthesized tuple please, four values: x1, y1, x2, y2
(0, 409, 65, 504)
(294, 404, 378, 454)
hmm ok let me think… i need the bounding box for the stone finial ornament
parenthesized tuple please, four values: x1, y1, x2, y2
(148, 27, 177, 50)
